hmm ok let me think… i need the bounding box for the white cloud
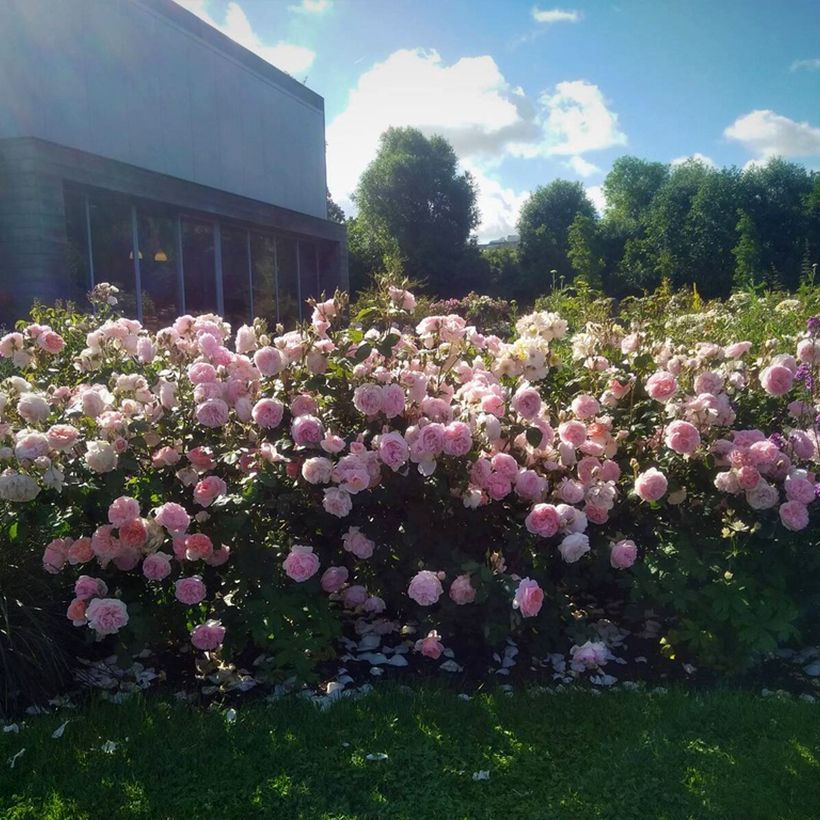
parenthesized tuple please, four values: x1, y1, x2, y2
(566, 155, 601, 177)
(326, 49, 625, 239)
(585, 185, 607, 215)
(289, 0, 332, 13)
(531, 7, 580, 24)
(671, 152, 717, 168)
(724, 109, 820, 159)
(175, 0, 315, 75)
(791, 58, 820, 72)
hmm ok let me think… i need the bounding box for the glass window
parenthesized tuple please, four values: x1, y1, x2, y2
(221, 226, 251, 329)
(250, 232, 277, 326)
(63, 187, 90, 293)
(277, 236, 300, 326)
(88, 195, 137, 317)
(299, 240, 318, 307)
(138, 210, 179, 330)
(181, 219, 217, 315)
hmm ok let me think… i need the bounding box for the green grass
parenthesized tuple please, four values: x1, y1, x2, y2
(1, 687, 818, 819)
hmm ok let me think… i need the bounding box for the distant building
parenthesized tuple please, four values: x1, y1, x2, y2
(0, 0, 347, 329)
(478, 234, 519, 250)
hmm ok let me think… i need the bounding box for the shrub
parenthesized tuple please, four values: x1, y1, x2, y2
(0, 281, 819, 685)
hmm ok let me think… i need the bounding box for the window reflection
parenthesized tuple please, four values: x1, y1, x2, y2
(251, 233, 277, 325)
(138, 210, 179, 329)
(88, 195, 136, 316)
(181, 219, 217, 315)
(299, 240, 318, 307)
(221, 225, 251, 329)
(277, 236, 300, 325)
(63, 187, 90, 293)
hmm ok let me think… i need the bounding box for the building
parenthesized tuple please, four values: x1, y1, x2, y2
(477, 235, 519, 250)
(0, 0, 347, 330)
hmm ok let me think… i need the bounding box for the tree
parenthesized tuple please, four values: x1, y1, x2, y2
(517, 180, 596, 299)
(732, 209, 762, 289)
(567, 213, 604, 288)
(352, 127, 479, 296)
(603, 156, 669, 227)
(326, 190, 346, 224)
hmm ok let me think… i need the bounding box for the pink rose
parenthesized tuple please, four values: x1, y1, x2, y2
(646, 371, 678, 402)
(342, 527, 375, 559)
(302, 456, 333, 484)
(323, 487, 352, 517)
(155, 502, 191, 534)
(378, 431, 409, 471)
(292, 415, 324, 446)
(184, 533, 214, 561)
(74, 575, 108, 601)
(321, 566, 349, 593)
(252, 398, 284, 429)
(343, 584, 368, 608)
(108, 495, 140, 528)
(66, 598, 87, 626)
(43, 538, 69, 574)
(571, 640, 607, 669)
(779, 500, 809, 531)
(724, 341, 752, 358)
(187, 362, 217, 384)
(511, 387, 542, 421)
(759, 364, 793, 397)
(407, 570, 444, 606)
(91, 526, 121, 567)
(47, 424, 80, 452)
(525, 503, 560, 537)
(515, 469, 546, 501)
(196, 398, 230, 428)
(191, 620, 225, 651)
(664, 420, 701, 455)
(449, 574, 476, 605)
(634, 468, 668, 502)
(290, 394, 317, 417)
(175, 576, 207, 605)
(353, 384, 383, 416)
(442, 422, 472, 457)
(610, 539, 637, 569)
(188, 447, 215, 471)
(254, 346, 284, 376)
(558, 420, 587, 448)
(68, 537, 93, 565)
(283, 545, 320, 582)
(85, 598, 129, 636)
(559, 533, 590, 563)
(381, 384, 406, 419)
(785, 472, 816, 505)
(14, 432, 50, 461)
(37, 330, 65, 354)
(415, 630, 444, 659)
(142, 552, 172, 581)
(485, 472, 512, 500)
(193, 476, 227, 507)
(513, 578, 544, 618)
(571, 394, 600, 420)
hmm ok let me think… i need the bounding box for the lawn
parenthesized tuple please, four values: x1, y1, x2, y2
(1, 687, 818, 819)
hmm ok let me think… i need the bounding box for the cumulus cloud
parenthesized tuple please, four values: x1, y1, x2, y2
(585, 185, 607, 215)
(531, 7, 580, 24)
(566, 155, 602, 177)
(175, 0, 315, 75)
(326, 49, 626, 239)
(463, 163, 530, 242)
(790, 58, 820, 72)
(724, 109, 820, 159)
(671, 152, 717, 168)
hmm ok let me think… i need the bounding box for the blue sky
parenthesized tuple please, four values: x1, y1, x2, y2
(177, 0, 820, 239)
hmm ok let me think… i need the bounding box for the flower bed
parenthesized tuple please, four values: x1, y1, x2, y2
(1, 282, 819, 685)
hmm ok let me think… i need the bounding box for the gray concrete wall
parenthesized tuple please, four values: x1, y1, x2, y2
(0, 0, 328, 220)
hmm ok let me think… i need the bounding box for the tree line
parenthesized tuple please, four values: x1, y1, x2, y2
(336, 126, 820, 302)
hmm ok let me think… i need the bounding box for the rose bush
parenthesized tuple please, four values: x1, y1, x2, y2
(1, 281, 819, 681)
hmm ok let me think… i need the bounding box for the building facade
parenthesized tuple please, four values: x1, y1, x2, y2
(0, 0, 347, 329)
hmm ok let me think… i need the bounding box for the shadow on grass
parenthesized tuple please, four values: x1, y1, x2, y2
(0, 688, 818, 819)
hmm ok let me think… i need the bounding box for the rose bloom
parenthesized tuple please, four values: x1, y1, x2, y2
(290, 394, 317, 417)
(724, 341, 752, 359)
(108, 495, 140, 527)
(558, 420, 587, 448)
(14, 431, 50, 461)
(184, 532, 214, 561)
(47, 424, 80, 452)
(119, 518, 148, 550)
(175, 576, 207, 605)
(513, 577, 544, 618)
(571, 394, 600, 420)
(634, 468, 668, 502)
(353, 384, 383, 416)
(152, 446, 180, 468)
(525, 503, 560, 537)
(283, 545, 320, 582)
(664, 420, 701, 455)
(74, 574, 107, 601)
(407, 570, 444, 606)
(191, 620, 225, 651)
(571, 640, 607, 669)
(187, 362, 217, 384)
(193, 475, 227, 507)
(610, 539, 638, 569)
(381, 383, 406, 419)
(645, 371, 678, 402)
(415, 630, 444, 659)
(321, 565, 349, 593)
(515, 469, 546, 502)
(485, 471, 512, 500)
(559, 478, 585, 504)
(759, 364, 794, 397)
(442, 421, 472, 457)
(511, 386, 542, 421)
(85, 440, 118, 473)
(302, 456, 333, 485)
(559, 533, 590, 563)
(785, 471, 816, 505)
(205, 543, 231, 567)
(343, 584, 369, 609)
(37, 330, 65, 354)
(85, 598, 129, 636)
(18, 392, 50, 423)
(292, 415, 324, 446)
(68, 536, 93, 565)
(449, 573, 476, 605)
(737, 465, 761, 490)
(746, 480, 779, 510)
(196, 398, 230, 428)
(155, 502, 191, 534)
(252, 398, 284, 429)
(378, 431, 409, 471)
(142, 552, 172, 581)
(188, 447, 215, 471)
(342, 526, 375, 559)
(779, 500, 809, 531)
(66, 598, 87, 626)
(321, 434, 346, 454)
(254, 346, 284, 376)
(323, 487, 352, 517)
